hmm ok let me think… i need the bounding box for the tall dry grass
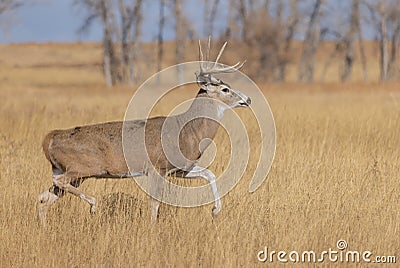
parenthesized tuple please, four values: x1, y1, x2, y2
(0, 85, 399, 266)
(0, 42, 399, 267)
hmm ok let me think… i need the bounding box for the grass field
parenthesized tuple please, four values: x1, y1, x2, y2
(0, 42, 399, 267)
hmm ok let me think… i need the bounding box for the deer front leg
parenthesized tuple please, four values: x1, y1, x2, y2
(184, 166, 221, 217)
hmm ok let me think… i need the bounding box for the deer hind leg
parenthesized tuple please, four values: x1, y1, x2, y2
(184, 166, 221, 217)
(38, 185, 65, 227)
(148, 170, 165, 223)
(38, 168, 66, 226)
(53, 173, 97, 214)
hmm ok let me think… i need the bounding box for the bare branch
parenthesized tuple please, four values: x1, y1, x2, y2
(0, 0, 24, 15)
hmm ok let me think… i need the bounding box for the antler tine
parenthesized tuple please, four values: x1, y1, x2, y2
(197, 37, 245, 76)
(206, 36, 211, 62)
(204, 60, 246, 75)
(198, 39, 205, 73)
(198, 40, 204, 62)
(212, 41, 227, 69)
(229, 60, 246, 71)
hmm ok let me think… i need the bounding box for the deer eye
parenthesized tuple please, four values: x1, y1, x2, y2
(221, 87, 230, 93)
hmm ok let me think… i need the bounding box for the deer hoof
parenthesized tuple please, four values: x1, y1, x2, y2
(89, 199, 97, 214)
(211, 208, 219, 218)
(211, 199, 222, 217)
(90, 204, 97, 214)
(212, 206, 221, 218)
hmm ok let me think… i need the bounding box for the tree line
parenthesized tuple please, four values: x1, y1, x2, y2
(2, 0, 400, 86)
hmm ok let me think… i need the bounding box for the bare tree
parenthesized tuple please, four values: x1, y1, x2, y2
(238, 0, 249, 41)
(357, 0, 369, 81)
(76, 0, 118, 87)
(157, 0, 166, 74)
(331, 0, 367, 82)
(0, 0, 26, 38)
(340, 0, 359, 82)
(129, 0, 143, 85)
(0, 0, 24, 14)
(387, 2, 400, 80)
(118, 0, 132, 84)
(365, 0, 400, 81)
(174, 0, 185, 83)
(319, 0, 368, 82)
(118, 0, 143, 85)
(247, 0, 300, 82)
(276, 0, 300, 81)
(378, 0, 389, 81)
(208, 0, 220, 37)
(253, 0, 273, 80)
(203, 0, 209, 36)
(298, 0, 324, 83)
(224, 0, 236, 39)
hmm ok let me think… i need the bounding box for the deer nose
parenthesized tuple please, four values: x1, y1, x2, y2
(246, 97, 251, 105)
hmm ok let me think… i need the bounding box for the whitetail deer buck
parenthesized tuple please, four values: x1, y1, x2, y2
(38, 39, 251, 226)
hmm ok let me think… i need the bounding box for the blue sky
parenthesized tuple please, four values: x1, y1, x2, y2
(0, 0, 230, 43)
(0, 0, 375, 44)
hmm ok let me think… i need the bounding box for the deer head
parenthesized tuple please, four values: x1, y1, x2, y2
(196, 38, 251, 109)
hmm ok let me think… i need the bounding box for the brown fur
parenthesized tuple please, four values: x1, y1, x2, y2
(38, 72, 250, 225)
(42, 92, 223, 185)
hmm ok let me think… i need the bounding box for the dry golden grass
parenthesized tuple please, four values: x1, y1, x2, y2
(0, 42, 399, 267)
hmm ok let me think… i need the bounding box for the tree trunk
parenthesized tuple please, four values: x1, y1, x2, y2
(157, 0, 166, 75)
(263, 0, 270, 14)
(320, 43, 340, 81)
(0, 0, 23, 15)
(277, 0, 299, 82)
(129, 0, 143, 85)
(238, 0, 248, 41)
(256, 0, 271, 80)
(225, 0, 236, 39)
(298, 0, 323, 83)
(398, 35, 400, 80)
(272, 0, 283, 81)
(175, 0, 184, 84)
(119, 0, 129, 84)
(100, 0, 116, 87)
(103, 38, 113, 88)
(341, 0, 359, 82)
(388, 23, 400, 80)
(208, 0, 220, 37)
(397, 39, 400, 79)
(203, 0, 209, 36)
(358, 25, 368, 81)
(379, 1, 389, 81)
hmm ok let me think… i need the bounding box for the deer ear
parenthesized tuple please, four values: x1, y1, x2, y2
(198, 82, 208, 90)
(196, 73, 211, 86)
(197, 80, 212, 94)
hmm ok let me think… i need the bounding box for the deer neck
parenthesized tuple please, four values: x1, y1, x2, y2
(160, 92, 226, 167)
(179, 93, 225, 142)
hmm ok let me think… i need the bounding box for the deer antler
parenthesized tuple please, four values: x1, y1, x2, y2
(198, 37, 245, 76)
